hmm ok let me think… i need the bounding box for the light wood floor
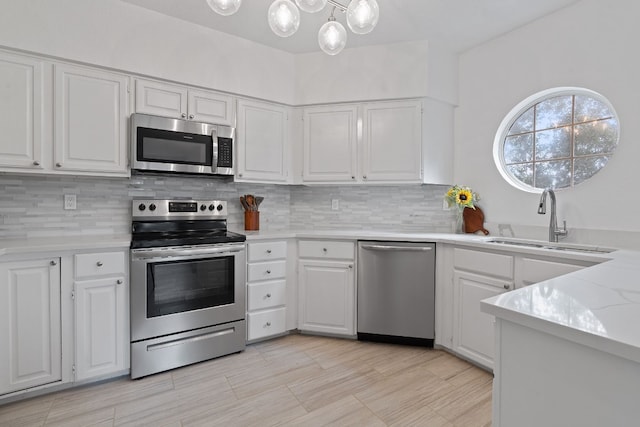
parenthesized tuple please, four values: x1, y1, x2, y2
(0, 334, 492, 426)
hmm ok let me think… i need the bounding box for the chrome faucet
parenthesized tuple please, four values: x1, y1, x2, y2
(537, 189, 568, 242)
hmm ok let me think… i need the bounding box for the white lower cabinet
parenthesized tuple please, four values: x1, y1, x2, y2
(246, 240, 290, 341)
(0, 258, 62, 396)
(73, 250, 128, 382)
(298, 240, 356, 337)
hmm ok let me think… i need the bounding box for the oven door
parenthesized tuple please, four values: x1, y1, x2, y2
(130, 243, 245, 342)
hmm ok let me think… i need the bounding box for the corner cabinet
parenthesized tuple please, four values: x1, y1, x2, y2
(134, 78, 235, 126)
(236, 99, 290, 183)
(0, 258, 62, 396)
(298, 240, 356, 337)
(301, 100, 423, 184)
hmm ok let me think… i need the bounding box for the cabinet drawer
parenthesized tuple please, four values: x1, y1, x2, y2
(453, 248, 513, 280)
(75, 251, 125, 278)
(247, 308, 286, 341)
(247, 260, 286, 282)
(247, 280, 286, 311)
(298, 240, 355, 260)
(248, 241, 287, 262)
(520, 258, 587, 286)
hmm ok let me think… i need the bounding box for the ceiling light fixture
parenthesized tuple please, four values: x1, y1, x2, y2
(206, 0, 379, 55)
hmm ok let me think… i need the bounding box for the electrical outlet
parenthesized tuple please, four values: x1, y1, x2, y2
(64, 194, 77, 210)
(331, 199, 339, 210)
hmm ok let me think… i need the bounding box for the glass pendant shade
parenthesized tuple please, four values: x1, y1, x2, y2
(346, 0, 379, 34)
(318, 20, 347, 55)
(206, 0, 242, 16)
(294, 0, 327, 13)
(268, 0, 301, 37)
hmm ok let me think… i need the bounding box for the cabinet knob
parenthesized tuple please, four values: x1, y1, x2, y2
(96, 261, 103, 267)
(322, 248, 327, 253)
(33, 160, 40, 166)
(266, 270, 271, 274)
(238, 173, 243, 177)
(266, 249, 272, 254)
(264, 322, 271, 327)
(50, 260, 57, 266)
(56, 162, 62, 167)
(363, 175, 367, 180)
(189, 114, 194, 119)
(117, 279, 123, 285)
(351, 176, 355, 180)
(181, 113, 187, 118)
(503, 284, 511, 290)
(266, 293, 272, 298)
(349, 264, 353, 269)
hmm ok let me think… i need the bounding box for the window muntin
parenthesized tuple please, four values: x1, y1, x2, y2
(494, 88, 619, 192)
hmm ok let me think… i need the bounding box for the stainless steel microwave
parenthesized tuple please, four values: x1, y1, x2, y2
(131, 113, 235, 176)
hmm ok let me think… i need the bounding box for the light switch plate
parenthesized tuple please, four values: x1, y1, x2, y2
(64, 194, 77, 210)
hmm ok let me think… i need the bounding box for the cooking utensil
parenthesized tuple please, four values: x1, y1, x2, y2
(255, 196, 264, 209)
(240, 196, 250, 211)
(245, 194, 256, 211)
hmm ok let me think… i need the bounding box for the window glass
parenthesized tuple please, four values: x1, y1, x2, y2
(493, 88, 619, 192)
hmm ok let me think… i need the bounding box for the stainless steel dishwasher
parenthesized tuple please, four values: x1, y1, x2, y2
(357, 241, 435, 346)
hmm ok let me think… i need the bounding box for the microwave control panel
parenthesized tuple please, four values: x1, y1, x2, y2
(217, 137, 233, 168)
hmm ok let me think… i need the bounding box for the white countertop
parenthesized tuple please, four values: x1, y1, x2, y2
(3, 229, 637, 364)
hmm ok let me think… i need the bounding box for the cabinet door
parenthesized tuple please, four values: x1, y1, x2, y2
(453, 270, 512, 369)
(362, 100, 422, 182)
(54, 64, 129, 174)
(303, 105, 358, 182)
(188, 89, 234, 125)
(236, 99, 288, 182)
(74, 276, 127, 381)
(0, 258, 61, 395)
(0, 52, 45, 170)
(135, 79, 187, 119)
(298, 259, 355, 336)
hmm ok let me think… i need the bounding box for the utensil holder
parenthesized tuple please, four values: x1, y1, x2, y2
(244, 211, 259, 231)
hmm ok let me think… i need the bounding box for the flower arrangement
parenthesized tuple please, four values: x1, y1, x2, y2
(445, 185, 479, 210)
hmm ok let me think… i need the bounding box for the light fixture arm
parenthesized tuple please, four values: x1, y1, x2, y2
(327, 0, 348, 13)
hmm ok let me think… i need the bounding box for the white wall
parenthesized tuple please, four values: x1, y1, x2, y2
(455, 0, 640, 239)
(294, 40, 458, 105)
(0, 0, 296, 104)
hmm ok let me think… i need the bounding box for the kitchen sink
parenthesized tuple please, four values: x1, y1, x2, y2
(486, 238, 615, 254)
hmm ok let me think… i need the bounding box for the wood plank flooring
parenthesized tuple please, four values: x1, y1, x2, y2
(0, 334, 492, 426)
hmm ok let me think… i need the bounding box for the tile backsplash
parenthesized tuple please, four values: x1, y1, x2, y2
(0, 175, 453, 239)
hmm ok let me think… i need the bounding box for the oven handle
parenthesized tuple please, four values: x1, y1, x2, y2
(132, 245, 244, 260)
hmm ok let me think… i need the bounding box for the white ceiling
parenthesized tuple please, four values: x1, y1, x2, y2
(122, 0, 580, 54)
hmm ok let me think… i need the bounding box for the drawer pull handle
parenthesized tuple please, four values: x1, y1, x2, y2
(266, 249, 272, 254)
(266, 270, 271, 274)
(117, 279, 123, 285)
(266, 293, 272, 298)
(96, 261, 103, 267)
(265, 322, 271, 327)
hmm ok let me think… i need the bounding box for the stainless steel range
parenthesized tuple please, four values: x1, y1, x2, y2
(130, 199, 246, 379)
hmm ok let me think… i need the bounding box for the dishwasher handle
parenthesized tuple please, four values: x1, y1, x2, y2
(360, 244, 433, 252)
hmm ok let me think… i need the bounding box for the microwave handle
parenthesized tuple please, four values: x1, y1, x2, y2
(211, 130, 219, 169)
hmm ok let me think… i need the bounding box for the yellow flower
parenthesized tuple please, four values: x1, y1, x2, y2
(446, 188, 456, 198)
(456, 189, 473, 206)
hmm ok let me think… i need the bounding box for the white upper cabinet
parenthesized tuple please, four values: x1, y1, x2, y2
(0, 51, 45, 170)
(135, 79, 234, 126)
(362, 100, 422, 182)
(302, 104, 358, 183)
(301, 100, 424, 184)
(54, 64, 129, 175)
(236, 99, 289, 183)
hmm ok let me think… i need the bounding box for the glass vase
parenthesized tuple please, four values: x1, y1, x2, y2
(455, 208, 465, 234)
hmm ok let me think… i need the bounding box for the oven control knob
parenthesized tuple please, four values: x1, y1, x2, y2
(149, 204, 156, 211)
(208, 204, 215, 211)
(217, 204, 224, 211)
(200, 204, 206, 211)
(138, 203, 146, 211)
